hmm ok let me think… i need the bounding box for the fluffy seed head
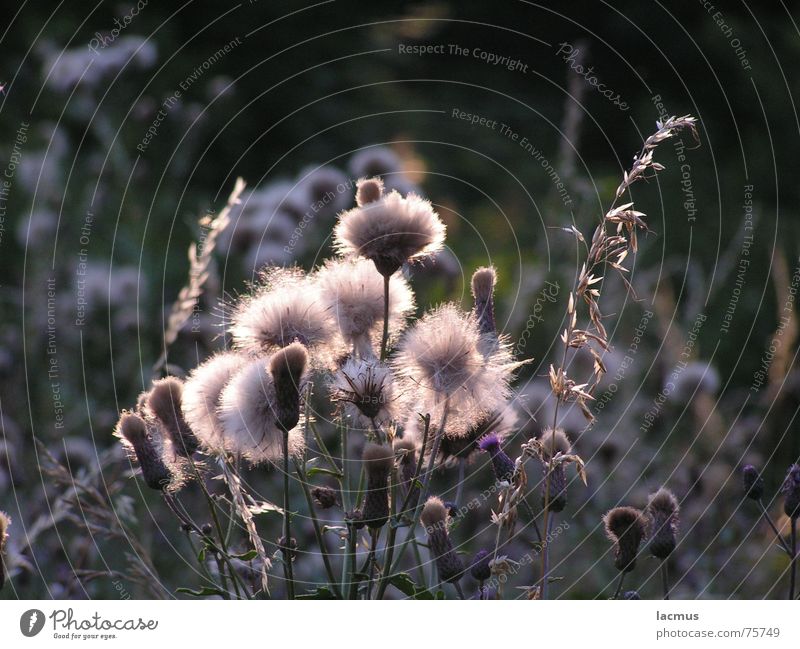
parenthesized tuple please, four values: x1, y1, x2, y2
(316, 257, 414, 358)
(393, 304, 515, 432)
(742, 464, 764, 501)
(115, 412, 174, 491)
(356, 177, 384, 206)
(268, 342, 309, 433)
(647, 488, 680, 559)
(146, 377, 199, 456)
(230, 267, 337, 358)
(218, 358, 305, 464)
(539, 428, 572, 459)
(332, 358, 398, 425)
(334, 189, 446, 276)
(783, 464, 800, 519)
(603, 506, 647, 572)
(181, 352, 246, 456)
(421, 496, 464, 583)
(420, 496, 449, 530)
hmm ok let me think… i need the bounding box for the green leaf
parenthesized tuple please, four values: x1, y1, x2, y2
(296, 586, 337, 600)
(176, 586, 227, 598)
(387, 572, 435, 599)
(232, 550, 258, 561)
(306, 467, 344, 479)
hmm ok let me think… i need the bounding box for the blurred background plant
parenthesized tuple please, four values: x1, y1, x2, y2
(1, 1, 798, 599)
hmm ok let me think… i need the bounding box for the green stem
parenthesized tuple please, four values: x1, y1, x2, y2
(281, 430, 295, 599)
(661, 561, 670, 600)
(293, 459, 342, 598)
(380, 274, 390, 361)
(346, 523, 358, 600)
(612, 570, 626, 599)
(790, 517, 797, 600)
(758, 499, 792, 555)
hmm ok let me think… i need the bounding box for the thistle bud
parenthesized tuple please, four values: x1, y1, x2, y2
(477, 433, 515, 482)
(623, 590, 641, 600)
(0, 511, 10, 590)
(344, 508, 365, 530)
(421, 496, 464, 584)
(742, 464, 764, 501)
(268, 342, 308, 433)
(362, 444, 394, 529)
(116, 412, 173, 491)
(470, 548, 492, 582)
(646, 488, 679, 560)
(355, 177, 384, 207)
(603, 506, 647, 573)
(540, 428, 572, 513)
(311, 486, 338, 509)
(471, 266, 497, 336)
(393, 436, 419, 511)
(782, 464, 800, 520)
(147, 377, 198, 456)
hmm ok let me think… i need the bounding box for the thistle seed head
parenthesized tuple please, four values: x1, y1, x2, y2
(334, 189, 445, 277)
(646, 487, 680, 560)
(268, 342, 309, 433)
(603, 506, 647, 572)
(181, 352, 246, 457)
(146, 377, 199, 457)
(115, 412, 174, 491)
(356, 177, 384, 206)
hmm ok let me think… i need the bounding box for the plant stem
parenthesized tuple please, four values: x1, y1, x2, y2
(454, 581, 465, 599)
(281, 430, 295, 599)
(612, 571, 626, 599)
(293, 459, 341, 598)
(454, 458, 466, 506)
(757, 499, 792, 555)
(790, 517, 797, 600)
(345, 522, 358, 600)
(661, 561, 670, 600)
(380, 274, 391, 361)
(420, 402, 449, 504)
(366, 527, 380, 599)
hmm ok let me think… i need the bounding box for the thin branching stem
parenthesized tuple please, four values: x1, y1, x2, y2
(380, 274, 391, 361)
(757, 499, 792, 555)
(661, 561, 670, 600)
(612, 571, 626, 599)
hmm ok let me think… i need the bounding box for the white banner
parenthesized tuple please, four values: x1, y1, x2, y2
(0, 600, 795, 647)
